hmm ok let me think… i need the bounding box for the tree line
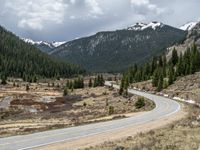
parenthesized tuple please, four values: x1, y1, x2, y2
(63, 75, 105, 95)
(120, 43, 200, 94)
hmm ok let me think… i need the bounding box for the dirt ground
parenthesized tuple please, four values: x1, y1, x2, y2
(0, 80, 154, 137)
(163, 72, 200, 104)
(32, 104, 186, 150)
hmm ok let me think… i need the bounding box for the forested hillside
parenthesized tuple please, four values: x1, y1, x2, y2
(120, 44, 200, 94)
(52, 22, 186, 73)
(0, 26, 85, 81)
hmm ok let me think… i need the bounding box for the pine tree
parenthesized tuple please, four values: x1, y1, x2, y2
(163, 79, 168, 89)
(119, 77, 125, 95)
(93, 77, 97, 87)
(124, 76, 129, 96)
(171, 48, 178, 66)
(152, 69, 159, 87)
(63, 87, 68, 96)
(151, 57, 157, 74)
(89, 78, 93, 88)
(157, 73, 163, 92)
(100, 75, 105, 86)
(26, 84, 30, 91)
(176, 53, 184, 76)
(168, 65, 174, 85)
(159, 56, 163, 67)
(1, 76, 7, 85)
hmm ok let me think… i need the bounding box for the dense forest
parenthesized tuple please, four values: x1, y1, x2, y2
(0, 26, 85, 81)
(120, 44, 200, 94)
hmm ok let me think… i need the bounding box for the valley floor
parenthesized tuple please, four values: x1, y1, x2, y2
(0, 79, 154, 137)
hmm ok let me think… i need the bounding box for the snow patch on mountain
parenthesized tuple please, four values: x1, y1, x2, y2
(22, 38, 66, 48)
(52, 41, 66, 47)
(127, 22, 164, 31)
(180, 22, 198, 31)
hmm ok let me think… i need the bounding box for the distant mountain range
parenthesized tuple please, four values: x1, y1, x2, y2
(50, 22, 186, 72)
(21, 21, 200, 73)
(22, 38, 66, 53)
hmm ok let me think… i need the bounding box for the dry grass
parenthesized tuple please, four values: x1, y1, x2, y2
(84, 105, 200, 150)
(0, 81, 155, 137)
(163, 72, 200, 103)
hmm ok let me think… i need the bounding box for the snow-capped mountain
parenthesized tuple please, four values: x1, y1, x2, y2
(127, 22, 164, 31)
(180, 22, 198, 31)
(22, 38, 66, 53)
(52, 22, 186, 72)
(51, 41, 66, 47)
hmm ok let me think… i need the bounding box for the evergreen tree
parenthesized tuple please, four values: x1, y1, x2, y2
(1, 75, 7, 85)
(63, 87, 68, 96)
(152, 69, 159, 87)
(124, 76, 129, 96)
(168, 65, 174, 85)
(157, 73, 163, 92)
(93, 77, 98, 87)
(26, 84, 30, 91)
(119, 77, 125, 95)
(171, 48, 178, 66)
(176, 53, 184, 76)
(89, 78, 93, 88)
(159, 56, 163, 67)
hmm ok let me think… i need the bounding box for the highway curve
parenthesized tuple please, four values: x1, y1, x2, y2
(0, 81, 180, 150)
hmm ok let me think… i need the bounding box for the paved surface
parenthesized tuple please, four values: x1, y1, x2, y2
(0, 81, 180, 150)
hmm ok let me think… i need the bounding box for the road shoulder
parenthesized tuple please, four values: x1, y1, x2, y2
(33, 104, 186, 150)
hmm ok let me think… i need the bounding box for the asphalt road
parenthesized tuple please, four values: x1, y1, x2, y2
(0, 81, 180, 150)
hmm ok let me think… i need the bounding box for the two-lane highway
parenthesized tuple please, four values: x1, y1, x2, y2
(0, 81, 180, 150)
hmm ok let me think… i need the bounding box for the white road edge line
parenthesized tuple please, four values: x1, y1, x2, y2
(18, 82, 181, 150)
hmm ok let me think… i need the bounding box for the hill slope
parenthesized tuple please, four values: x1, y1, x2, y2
(0, 26, 84, 80)
(51, 22, 186, 72)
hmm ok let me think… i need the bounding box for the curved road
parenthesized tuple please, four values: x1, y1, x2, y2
(0, 81, 180, 150)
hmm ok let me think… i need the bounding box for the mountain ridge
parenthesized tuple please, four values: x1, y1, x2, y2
(22, 38, 66, 53)
(51, 22, 187, 73)
(180, 22, 198, 31)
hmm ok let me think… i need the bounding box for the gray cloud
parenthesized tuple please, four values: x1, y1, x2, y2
(0, 0, 199, 41)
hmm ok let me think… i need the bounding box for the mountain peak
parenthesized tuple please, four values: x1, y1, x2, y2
(180, 22, 198, 31)
(22, 38, 66, 48)
(22, 38, 66, 53)
(127, 21, 164, 31)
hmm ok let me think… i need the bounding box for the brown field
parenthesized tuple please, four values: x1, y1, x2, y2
(0, 79, 154, 137)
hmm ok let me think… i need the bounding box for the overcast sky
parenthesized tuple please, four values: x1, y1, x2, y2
(0, 0, 199, 42)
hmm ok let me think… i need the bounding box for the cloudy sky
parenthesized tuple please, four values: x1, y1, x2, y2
(0, 0, 199, 42)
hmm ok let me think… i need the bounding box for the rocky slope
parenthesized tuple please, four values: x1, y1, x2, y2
(167, 21, 200, 59)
